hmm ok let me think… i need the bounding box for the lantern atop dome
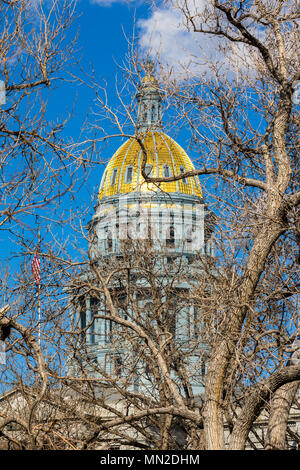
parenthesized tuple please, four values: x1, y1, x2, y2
(136, 61, 163, 133)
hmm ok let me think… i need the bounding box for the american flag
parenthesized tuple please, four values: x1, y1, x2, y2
(31, 249, 40, 285)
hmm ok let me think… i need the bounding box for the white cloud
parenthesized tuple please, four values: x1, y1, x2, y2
(138, 6, 204, 75)
(137, 1, 255, 80)
(90, 0, 259, 80)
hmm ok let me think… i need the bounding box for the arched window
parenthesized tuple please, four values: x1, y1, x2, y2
(143, 103, 147, 121)
(166, 225, 175, 247)
(151, 104, 156, 122)
(144, 164, 153, 177)
(163, 165, 171, 178)
(180, 166, 188, 184)
(111, 168, 118, 186)
(125, 166, 133, 184)
(186, 227, 193, 244)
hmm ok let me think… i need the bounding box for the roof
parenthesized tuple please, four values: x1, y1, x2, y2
(98, 131, 202, 200)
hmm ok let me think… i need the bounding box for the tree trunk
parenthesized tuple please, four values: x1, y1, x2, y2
(265, 381, 299, 450)
(229, 367, 300, 449)
(203, 218, 286, 449)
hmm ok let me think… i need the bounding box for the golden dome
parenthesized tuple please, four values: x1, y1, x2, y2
(98, 131, 202, 200)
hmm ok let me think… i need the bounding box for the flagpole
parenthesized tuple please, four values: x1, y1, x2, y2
(31, 215, 41, 348)
(38, 280, 41, 347)
(37, 221, 41, 347)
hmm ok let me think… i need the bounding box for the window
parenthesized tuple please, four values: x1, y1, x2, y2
(143, 103, 147, 121)
(90, 317, 95, 344)
(90, 298, 98, 345)
(144, 164, 153, 177)
(163, 165, 171, 178)
(194, 306, 200, 339)
(151, 104, 156, 122)
(113, 354, 123, 376)
(186, 227, 193, 244)
(105, 319, 112, 344)
(180, 166, 188, 184)
(104, 353, 111, 373)
(159, 211, 163, 236)
(166, 225, 175, 247)
(200, 353, 209, 378)
(201, 358, 206, 377)
(105, 353, 123, 376)
(107, 231, 112, 251)
(111, 168, 118, 186)
(80, 310, 86, 342)
(125, 166, 133, 184)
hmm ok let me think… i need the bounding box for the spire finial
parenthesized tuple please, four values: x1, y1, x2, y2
(136, 62, 163, 133)
(144, 60, 154, 76)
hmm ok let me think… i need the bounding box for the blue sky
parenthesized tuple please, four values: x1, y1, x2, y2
(3, 0, 223, 336)
(1, 0, 235, 282)
(3, 0, 200, 285)
(44, 0, 200, 235)
(1, 0, 270, 284)
(1, 1, 154, 284)
(53, 1, 154, 241)
(52, 0, 150, 153)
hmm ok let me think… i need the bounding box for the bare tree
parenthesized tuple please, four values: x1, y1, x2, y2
(0, 0, 90, 448)
(132, 0, 300, 450)
(0, 0, 82, 235)
(0, 0, 299, 452)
